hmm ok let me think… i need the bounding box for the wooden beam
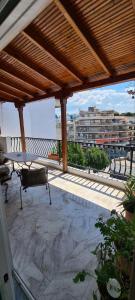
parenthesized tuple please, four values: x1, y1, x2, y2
(54, 0, 113, 76)
(0, 0, 52, 51)
(0, 62, 46, 92)
(25, 71, 135, 103)
(0, 82, 31, 100)
(60, 97, 67, 172)
(15, 103, 26, 152)
(23, 28, 83, 83)
(5, 46, 63, 88)
(0, 90, 19, 101)
(0, 78, 33, 98)
(67, 71, 135, 94)
(0, 97, 21, 104)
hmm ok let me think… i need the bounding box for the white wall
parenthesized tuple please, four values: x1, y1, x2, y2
(0, 98, 56, 139)
(28, 98, 56, 139)
(0, 102, 20, 137)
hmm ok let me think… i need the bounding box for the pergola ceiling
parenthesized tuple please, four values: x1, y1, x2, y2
(0, 0, 135, 104)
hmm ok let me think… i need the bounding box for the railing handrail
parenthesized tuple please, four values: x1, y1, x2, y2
(9, 136, 135, 150)
(10, 136, 61, 142)
(8, 136, 135, 180)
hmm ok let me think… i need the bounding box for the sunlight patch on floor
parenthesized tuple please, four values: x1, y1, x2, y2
(49, 176, 122, 212)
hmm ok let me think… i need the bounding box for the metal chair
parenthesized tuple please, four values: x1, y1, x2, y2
(0, 165, 11, 202)
(19, 167, 51, 209)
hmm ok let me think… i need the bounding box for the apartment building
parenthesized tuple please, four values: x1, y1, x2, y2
(75, 107, 135, 144)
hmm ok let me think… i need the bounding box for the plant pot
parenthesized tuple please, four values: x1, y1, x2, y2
(125, 210, 134, 221)
(99, 280, 128, 300)
(48, 153, 59, 161)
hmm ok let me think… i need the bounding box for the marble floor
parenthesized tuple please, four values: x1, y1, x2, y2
(5, 166, 124, 300)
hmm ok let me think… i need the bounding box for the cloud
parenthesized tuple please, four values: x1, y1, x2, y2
(96, 99, 102, 105)
(67, 84, 135, 114)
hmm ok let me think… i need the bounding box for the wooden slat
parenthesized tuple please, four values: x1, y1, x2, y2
(5, 46, 63, 88)
(24, 27, 83, 83)
(0, 0, 134, 103)
(0, 61, 47, 92)
(132, 0, 135, 11)
(54, 0, 113, 76)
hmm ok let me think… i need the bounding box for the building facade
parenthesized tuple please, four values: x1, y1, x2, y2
(75, 107, 135, 144)
(56, 107, 135, 144)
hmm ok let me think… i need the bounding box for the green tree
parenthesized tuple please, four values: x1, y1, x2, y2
(68, 142, 85, 167)
(85, 147, 110, 171)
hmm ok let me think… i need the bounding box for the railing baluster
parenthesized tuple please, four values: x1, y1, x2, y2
(130, 146, 133, 176)
(124, 157, 127, 176)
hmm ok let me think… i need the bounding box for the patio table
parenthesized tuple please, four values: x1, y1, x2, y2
(4, 152, 38, 175)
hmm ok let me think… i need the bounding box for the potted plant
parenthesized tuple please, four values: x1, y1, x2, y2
(95, 211, 135, 276)
(74, 253, 130, 299)
(120, 176, 135, 221)
(73, 210, 135, 299)
(48, 146, 59, 161)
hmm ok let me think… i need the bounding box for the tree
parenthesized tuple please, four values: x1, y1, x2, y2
(68, 142, 85, 167)
(85, 147, 110, 171)
(114, 112, 119, 116)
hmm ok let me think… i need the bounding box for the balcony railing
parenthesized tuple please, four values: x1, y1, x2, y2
(9, 137, 135, 180)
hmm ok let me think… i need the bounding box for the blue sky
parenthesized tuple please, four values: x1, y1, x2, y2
(67, 81, 135, 114)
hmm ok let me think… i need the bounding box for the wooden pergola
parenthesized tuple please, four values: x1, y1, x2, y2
(0, 0, 135, 173)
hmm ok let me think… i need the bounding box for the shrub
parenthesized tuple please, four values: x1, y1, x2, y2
(85, 147, 110, 171)
(68, 142, 85, 167)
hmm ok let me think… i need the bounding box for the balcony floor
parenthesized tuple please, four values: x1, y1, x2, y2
(5, 164, 124, 300)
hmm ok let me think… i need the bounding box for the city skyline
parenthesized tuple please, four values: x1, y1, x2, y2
(67, 81, 135, 115)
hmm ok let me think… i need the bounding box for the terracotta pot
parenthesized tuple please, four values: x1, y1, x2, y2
(48, 153, 59, 161)
(125, 210, 134, 221)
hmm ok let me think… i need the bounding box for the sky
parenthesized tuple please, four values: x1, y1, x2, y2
(67, 81, 135, 115)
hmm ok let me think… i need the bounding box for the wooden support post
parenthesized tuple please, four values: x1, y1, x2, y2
(60, 97, 67, 173)
(15, 103, 26, 152)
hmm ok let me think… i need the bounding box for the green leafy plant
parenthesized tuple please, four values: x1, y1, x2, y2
(120, 176, 135, 213)
(95, 210, 135, 262)
(74, 257, 129, 299)
(51, 146, 57, 155)
(73, 210, 135, 299)
(85, 147, 110, 171)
